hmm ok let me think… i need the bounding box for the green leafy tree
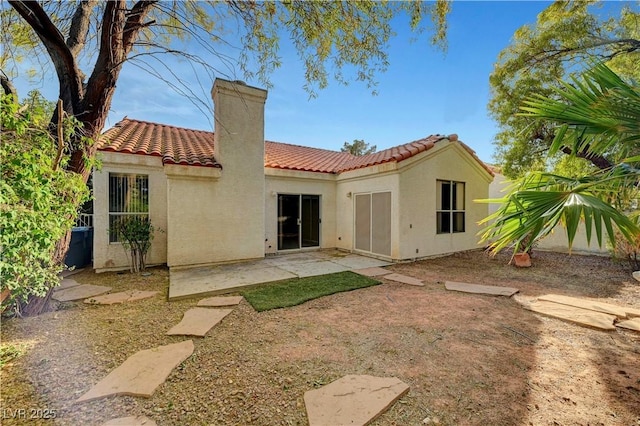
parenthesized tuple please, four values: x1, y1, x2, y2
(480, 63, 640, 256)
(341, 139, 377, 156)
(1, 1, 450, 313)
(489, 1, 639, 179)
(1, 92, 89, 313)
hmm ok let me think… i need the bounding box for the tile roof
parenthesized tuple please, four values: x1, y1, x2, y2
(99, 118, 219, 168)
(99, 118, 492, 176)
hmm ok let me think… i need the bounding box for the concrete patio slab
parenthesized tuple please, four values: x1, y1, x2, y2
(538, 294, 637, 319)
(304, 375, 409, 426)
(53, 285, 112, 302)
(57, 278, 81, 290)
(526, 300, 616, 330)
(169, 266, 296, 300)
(445, 281, 519, 297)
(102, 416, 157, 426)
(166, 308, 233, 336)
(76, 340, 194, 403)
(383, 273, 424, 286)
(197, 296, 244, 307)
(353, 267, 391, 277)
(262, 252, 328, 266)
(331, 255, 392, 270)
(616, 318, 640, 332)
(278, 260, 350, 278)
(84, 290, 158, 305)
(169, 251, 393, 300)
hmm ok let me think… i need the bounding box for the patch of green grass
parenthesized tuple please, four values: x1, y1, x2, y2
(242, 271, 380, 312)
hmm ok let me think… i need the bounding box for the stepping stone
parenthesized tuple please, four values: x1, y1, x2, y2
(76, 340, 194, 403)
(353, 267, 391, 277)
(633, 271, 640, 282)
(58, 278, 81, 290)
(526, 300, 616, 331)
(197, 295, 243, 307)
(616, 318, 640, 332)
(538, 294, 639, 319)
(53, 285, 112, 302)
(445, 281, 518, 297)
(167, 308, 233, 337)
(383, 273, 424, 286)
(304, 375, 409, 426)
(84, 290, 159, 305)
(102, 416, 157, 426)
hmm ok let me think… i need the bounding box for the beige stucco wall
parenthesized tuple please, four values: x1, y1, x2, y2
(93, 152, 168, 272)
(397, 141, 492, 260)
(165, 80, 268, 267)
(335, 164, 401, 259)
(265, 169, 337, 254)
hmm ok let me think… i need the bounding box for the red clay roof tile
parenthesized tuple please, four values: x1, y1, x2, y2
(99, 118, 492, 176)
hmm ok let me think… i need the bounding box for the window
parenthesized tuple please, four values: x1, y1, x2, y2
(436, 180, 465, 234)
(109, 173, 149, 242)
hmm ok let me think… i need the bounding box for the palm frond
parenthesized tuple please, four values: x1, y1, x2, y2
(519, 63, 640, 161)
(478, 169, 639, 253)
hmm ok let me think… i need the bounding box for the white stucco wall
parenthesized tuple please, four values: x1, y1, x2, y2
(93, 152, 168, 272)
(336, 164, 401, 259)
(166, 80, 268, 267)
(397, 141, 492, 260)
(264, 169, 337, 254)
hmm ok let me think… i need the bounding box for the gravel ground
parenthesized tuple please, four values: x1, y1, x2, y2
(1, 250, 639, 425)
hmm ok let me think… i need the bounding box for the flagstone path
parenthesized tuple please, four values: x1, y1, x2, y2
(166, 308, 233, 337)
(77, 340, 194, 403)
(526, 300, 617, 331)
(52, 284, 112, 302)
(304, 375, 409, 426)
(538, 294, 640, 318)
(197, 295, 244, 307)
(445, 281, 519, 297)
(101, 416, 157, 426)
(84, 290, 158, 305)
(617, 318, 640, 332)
(353, 267, 391, 277)
(383, 273, 424, 286)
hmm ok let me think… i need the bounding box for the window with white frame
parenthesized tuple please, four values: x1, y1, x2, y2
(436, 180, 465, 234)
(108, 173, 149, 242)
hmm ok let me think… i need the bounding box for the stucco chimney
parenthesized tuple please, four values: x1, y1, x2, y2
(212, 79, 267, 169)
(210, 79, 268, 261)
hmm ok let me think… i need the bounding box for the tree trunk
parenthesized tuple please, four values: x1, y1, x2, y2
(18, 230, 73, 316)
(8, 1, 157, 315)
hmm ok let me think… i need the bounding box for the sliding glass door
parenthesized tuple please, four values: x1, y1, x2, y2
(278, 194, 321, 250)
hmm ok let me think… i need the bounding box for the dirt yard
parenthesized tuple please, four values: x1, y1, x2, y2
(1, 250, 639, 425)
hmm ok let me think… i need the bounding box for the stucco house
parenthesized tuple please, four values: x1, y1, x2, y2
(92, 79, 494, 272)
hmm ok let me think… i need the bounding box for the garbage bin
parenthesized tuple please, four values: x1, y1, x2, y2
(64, 227, 94, 268)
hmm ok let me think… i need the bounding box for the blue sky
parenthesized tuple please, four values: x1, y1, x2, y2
(10, 1, 620, 163)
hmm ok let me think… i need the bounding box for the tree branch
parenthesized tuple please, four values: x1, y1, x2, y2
(66, 0, 97, 57)
(560, 146, 614, 170)
(9, 0, 83, 113)
(0, 71, 18, 101)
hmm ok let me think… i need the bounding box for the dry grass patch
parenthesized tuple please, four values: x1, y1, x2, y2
(1, 252, 639, 425)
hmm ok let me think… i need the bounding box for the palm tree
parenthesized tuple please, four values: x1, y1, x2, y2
(480, 63, 639, 254)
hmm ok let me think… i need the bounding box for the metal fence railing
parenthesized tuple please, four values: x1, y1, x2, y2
(75, 213, 93, 228)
